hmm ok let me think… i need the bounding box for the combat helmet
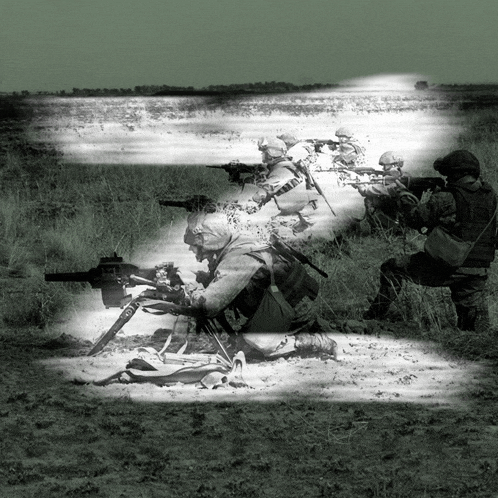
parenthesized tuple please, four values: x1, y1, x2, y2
(276, 133, 299, 148)
(433, 150, 480, 178)
(335, 127, 354, 139)
(379, 151, 404, 168)
(257, 137, 287, 158)
(183, 211, 231, 251)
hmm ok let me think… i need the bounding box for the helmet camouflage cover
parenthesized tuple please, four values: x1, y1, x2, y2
(433, 150, 480, 178)
(379, 151, 404, 167)
(183, 211, 231, 251)
(276, 133, 299, 148)
(335, 127, 354, 138)
(257, 136, 287, 158)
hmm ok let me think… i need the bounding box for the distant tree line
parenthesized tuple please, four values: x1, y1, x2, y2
(7, 81, 498, 97)
(8, 81, 338, 97)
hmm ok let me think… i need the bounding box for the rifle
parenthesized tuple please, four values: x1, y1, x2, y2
(336, 167, 385, 188)
(270, 233, 328, 278)
(307, 170, 337, 217)
(398, 176, 445, 199)
(342, 174, 446, 200)
(158, 194, 259, 214)
(158, 194, 219, 213)
(206, 161, 268, 185)
(305, 139, 340, 153)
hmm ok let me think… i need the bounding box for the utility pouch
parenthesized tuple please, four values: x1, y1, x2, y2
(243, 252, 295, 339)
(424, 226, 474, 267)
(278, 260, 319, 305)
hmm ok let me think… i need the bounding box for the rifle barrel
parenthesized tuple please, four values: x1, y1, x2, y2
(158, 200, 188, 207)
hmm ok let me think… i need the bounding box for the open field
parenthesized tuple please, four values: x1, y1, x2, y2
(28, 92, 465, 169)
(2, 91, 498, 496)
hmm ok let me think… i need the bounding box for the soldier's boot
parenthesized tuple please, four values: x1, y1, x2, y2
(363, 291, 392, 320)
(456, 304, 491, 333)
(292, 213, 314, 234)
(364, 258, 402, 320)
(295, 333, 338, 359)
(455, 305, 477, 331)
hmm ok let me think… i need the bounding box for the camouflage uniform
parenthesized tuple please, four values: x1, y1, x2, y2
(184, 211, 337, 358)
(356, 151, 410, 233)
(331, 127, 366, 169)
(252, 137, 319, 235)
(365, 150, 497, 332)
(277, 133, 318, 175)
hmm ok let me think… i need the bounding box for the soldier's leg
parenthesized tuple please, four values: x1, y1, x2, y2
(364, 252, 454, 320)
(238, 316, 338, 360)
(450, 274, 489, 332)
(291, 198, 318, 234)
(364, 256, 407, 319)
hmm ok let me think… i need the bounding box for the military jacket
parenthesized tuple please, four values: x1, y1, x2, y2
(401, 176, 497, 268)
(189, 233, 318, 320)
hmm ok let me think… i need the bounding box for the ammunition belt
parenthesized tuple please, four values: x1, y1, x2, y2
(274, 167, 304, 197)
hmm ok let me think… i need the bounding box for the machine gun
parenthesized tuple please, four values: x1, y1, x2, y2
(206, 161, 268, 185)
(45, 254, 233, 360)
(305, 138, 340, 153)
(45, 253, 184, 309)
(398, 176, 446, 200)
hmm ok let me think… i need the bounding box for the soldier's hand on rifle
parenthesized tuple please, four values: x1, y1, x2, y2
(194, 270, 211, 287)
(419, 189, 433, 204)
(242, 200, 261, 214)
(252, 189, 270, 205)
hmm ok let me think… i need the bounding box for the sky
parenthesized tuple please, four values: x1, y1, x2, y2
(1, 0, 498, 93)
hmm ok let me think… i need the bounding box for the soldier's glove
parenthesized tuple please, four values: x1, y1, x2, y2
(252, 189, 270, 205)
(194, 270, 211, 287)
(243, 200, 261, 214)
(396, 189, 419, 207)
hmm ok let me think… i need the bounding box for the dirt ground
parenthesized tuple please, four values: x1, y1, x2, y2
(39, 325, 490, 407)
(3, 322, 498, 497)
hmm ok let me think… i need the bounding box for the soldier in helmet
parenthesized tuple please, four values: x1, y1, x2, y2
(364, 150, 497, 334)
(330, 127, 366, 169)
(277, 132, 317, 174)
(355, 151, 410, 233)
(180, 210, 338, 359)
(251, 136, 320, 235)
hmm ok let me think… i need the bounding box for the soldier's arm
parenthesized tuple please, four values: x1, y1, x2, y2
(252, 166, 296, 203)
(189, 253, 263, 318)
(401, 191, 456, 231)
